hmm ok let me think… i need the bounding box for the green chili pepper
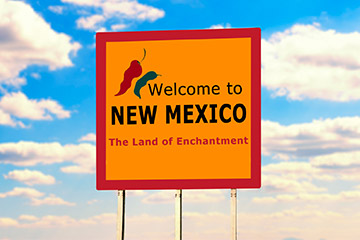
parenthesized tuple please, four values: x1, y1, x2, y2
(134, 71, 161, 99)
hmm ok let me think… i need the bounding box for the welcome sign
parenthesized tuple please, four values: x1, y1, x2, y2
(96, 28, 261, 190)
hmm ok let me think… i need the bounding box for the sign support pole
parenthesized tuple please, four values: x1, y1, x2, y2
(175, 189, 182, 240)
(231, 189, 237, 240)
(117, 190, 125, 240)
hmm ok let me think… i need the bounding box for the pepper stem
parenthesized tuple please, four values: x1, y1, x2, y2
(141, 48, 146, 63)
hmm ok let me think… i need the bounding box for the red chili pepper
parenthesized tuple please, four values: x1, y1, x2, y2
(115, 60, 142, 96)
(115, 49, 146, 96)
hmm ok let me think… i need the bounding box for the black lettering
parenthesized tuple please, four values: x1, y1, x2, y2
(234, 85, 242, 94)
(212, 85, 220, 95)
(197, 85, 210, 95)
(127, 106, 136, 125)
(233, 104, 246, 123)
(184, 105, 193, 123)
(148, 83, 163, 96)
(139, 105, 157, 124)
(164, 86, 172, 96)
(166, 105, 181, 124)
(111, 106, 124, 125)
(209, 104, 217, 123)
(219, 104, 231, 123)
(179, 86, 186, 95)
(195, 104, 208, 123)
(227, 82, 233, 94)
(187, 86, 195, 95)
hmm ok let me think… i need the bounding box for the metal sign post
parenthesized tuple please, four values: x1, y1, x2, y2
(231, 189, 237, 240)
(175, 189, 182, 240)
(117, 190, 125, 240)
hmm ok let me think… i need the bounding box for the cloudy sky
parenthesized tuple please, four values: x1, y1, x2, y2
(1, 0, 360, 239)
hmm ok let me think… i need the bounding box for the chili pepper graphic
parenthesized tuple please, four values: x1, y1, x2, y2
(115, 49, 147, 96)
(134, 71, 161, 99)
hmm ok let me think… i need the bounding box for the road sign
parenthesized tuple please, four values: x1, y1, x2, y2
(96, 28, 261, 190)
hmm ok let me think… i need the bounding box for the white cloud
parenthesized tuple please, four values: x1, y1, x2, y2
(0, 108, 24, 127)
(1, 77, 26, 88)
(102, 1, 165, 22)
(262, 116, 360, 182)
(78, 213, 116, 225)
(185, 189, 226, 202)
(268, 208, 342, 218)
(311, 151, 360, 169)
(0, 218, 18, 227)
(18, 215, 39, 221)
(127, 190, 147, 197)
(262, 117, 360, 160)
(78, 133, 96, 142)
(96, 27, 107, 33)
(48, 6, 65, 14)
(0, 213, 116, 229)
(125, 210, 349, 240)
(142, 189, 225, 204)
(262, 174, 326, 193)
(87, 199, 98, 205)
(0, 92, 71, 121)
(4, 169, 56, 186)
(263, 161, 336, 182)
(0, 141, 95, 174)
(0, 187, 44, 199)
(30, 73, 41, 79)
(76, 14, 105, 31)
(1, 210, 360, 240)
(142, 191, 173, 204)
(62, 0, 103, 7)
(253, 190, 360, 204)
(0, 0, 80, 86)
(30, 194, 76, 206)
(262, 117, 360, 187)
(62, 0, 165, 31)
(262, 23, 360, 102)
(309, 151, 360, 181)
(0, 187, 75, 206)
(111, 23, 128, 30)
(209, 23, 231, 29)
(23, 215, 78, 228)
(264, 162, 324, 180)
(263, 152, 360, 182)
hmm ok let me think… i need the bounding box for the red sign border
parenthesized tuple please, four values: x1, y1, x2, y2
(96, 28, 261, 190)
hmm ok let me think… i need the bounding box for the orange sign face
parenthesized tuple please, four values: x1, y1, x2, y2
(96, 29, 261, 190)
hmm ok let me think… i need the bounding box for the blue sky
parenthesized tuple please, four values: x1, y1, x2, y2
(1, 0, 360, 239)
